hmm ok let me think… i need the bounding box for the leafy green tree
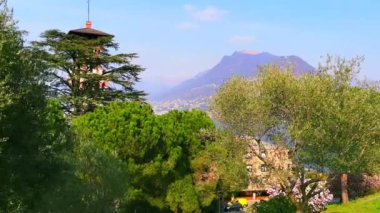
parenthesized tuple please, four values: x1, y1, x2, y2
(166, 175, 201, 213)
(292, 57, 380, 203)
(37, 140, 130, 212)
(32, 28, 145, 116)
(211, 59, 380, 210)
(191, 130, 249, 211)
(252, 195, 296, 213)
(72, 102, 216, 212)
(0, 2, 69, 210)
(72, 102, 247, 212)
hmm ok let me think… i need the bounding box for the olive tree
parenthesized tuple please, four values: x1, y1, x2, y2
(211, 58, 380, 211)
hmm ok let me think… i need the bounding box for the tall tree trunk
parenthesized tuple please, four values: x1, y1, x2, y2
(293, 196, 307, 213)
(341, 173, 349, 203)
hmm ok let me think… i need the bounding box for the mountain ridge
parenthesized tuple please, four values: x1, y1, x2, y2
(154, 51, 315, 102)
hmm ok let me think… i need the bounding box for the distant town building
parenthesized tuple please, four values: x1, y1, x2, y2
(242, 138, 293, 192)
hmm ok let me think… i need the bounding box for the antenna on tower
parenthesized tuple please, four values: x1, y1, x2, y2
(87, 0, 90, 21)
(85, 0, 92, 28)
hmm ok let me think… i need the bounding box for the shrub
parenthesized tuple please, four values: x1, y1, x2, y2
(266, 179, 333, 212)
(252, 196, 296, 213)
(329, 174, 380, 199)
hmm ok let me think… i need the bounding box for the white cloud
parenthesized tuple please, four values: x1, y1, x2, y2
(194, 6, 228, 22)
(184, 5, 228, 22)
(183, 4, 195, 13)
(229, 35, 256, 44)
(177, 22, 199, 30)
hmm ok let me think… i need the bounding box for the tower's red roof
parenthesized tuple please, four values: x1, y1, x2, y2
(68, 21, 114, 38)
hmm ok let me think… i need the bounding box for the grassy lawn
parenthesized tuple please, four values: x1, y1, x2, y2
(324, 193, 380, 213)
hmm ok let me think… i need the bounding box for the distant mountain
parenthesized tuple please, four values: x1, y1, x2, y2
(151, 51, 315, 113)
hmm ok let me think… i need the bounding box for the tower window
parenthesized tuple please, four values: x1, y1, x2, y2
(260, 150, 266, 158)
(245, 152, 252, 159)
(261, 164, 268, 172)
(246, 164, 253, 172)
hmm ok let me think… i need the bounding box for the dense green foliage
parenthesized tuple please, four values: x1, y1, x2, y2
(71, 102, 247, 212)
(32, 28, 145, 116)
(252, 196, 297, 213)
(0, 2, 69, 211)
(292, 58, 380, 175)
(191, 131, 249, 193)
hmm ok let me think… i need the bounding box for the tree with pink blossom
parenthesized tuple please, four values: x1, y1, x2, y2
(267, 177, 333, 212)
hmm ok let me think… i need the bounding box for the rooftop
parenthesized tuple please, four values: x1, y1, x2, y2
(68, 21, 114, 38)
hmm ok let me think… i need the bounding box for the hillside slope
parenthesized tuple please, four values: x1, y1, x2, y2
(324, 192, 380, 213)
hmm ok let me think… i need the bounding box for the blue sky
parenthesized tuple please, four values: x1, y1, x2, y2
(8, 0, 380, 96)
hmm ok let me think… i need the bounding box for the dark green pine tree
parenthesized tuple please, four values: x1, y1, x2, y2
(32, 26, 146, 116)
